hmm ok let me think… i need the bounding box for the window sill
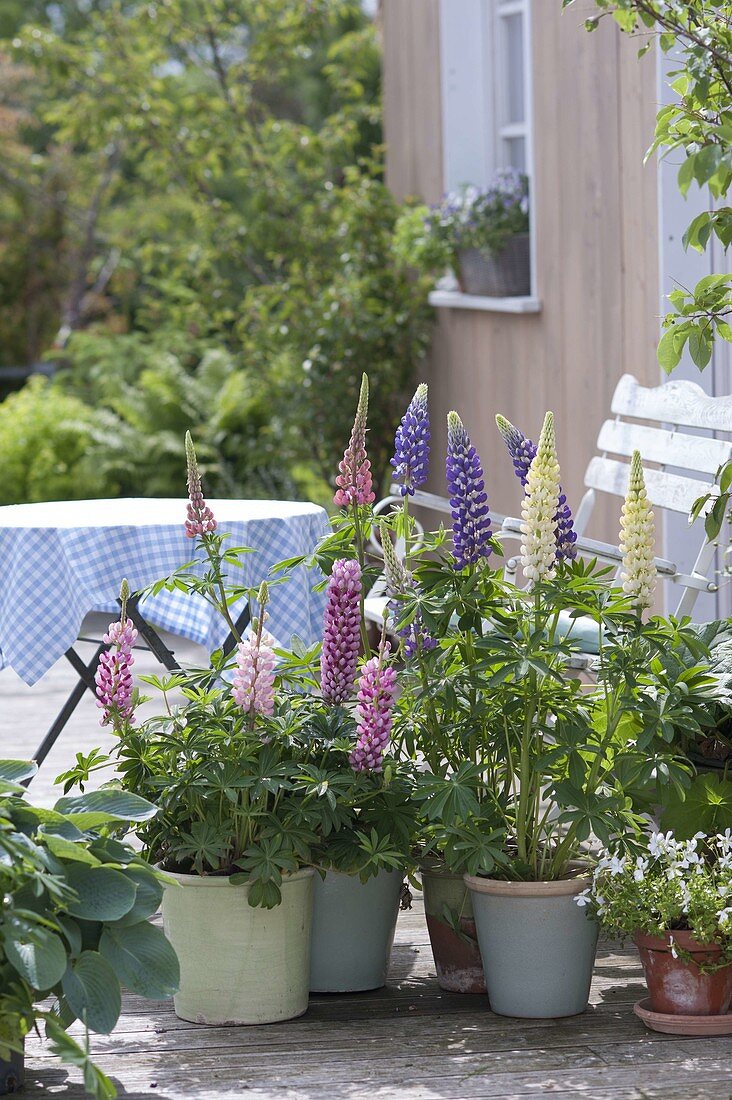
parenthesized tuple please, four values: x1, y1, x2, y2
(428, 289, 542, 314)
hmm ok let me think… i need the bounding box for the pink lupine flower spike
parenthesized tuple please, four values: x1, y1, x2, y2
(350, 640, 398, 774)
(96, 578, 137, 730)
(233, 582, 277, 721)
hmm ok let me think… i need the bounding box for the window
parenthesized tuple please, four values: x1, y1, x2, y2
(437, 0, 537, 306)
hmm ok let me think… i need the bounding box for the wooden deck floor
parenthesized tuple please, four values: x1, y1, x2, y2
(2, 619, 731, 1100)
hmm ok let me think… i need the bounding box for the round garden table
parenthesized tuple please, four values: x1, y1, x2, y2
(0, 497, 329, 686)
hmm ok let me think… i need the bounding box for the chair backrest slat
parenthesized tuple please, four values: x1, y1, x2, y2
(611, 373, 732, 433)
(596, 419, 732, 476)
(585, 455, 712, 515)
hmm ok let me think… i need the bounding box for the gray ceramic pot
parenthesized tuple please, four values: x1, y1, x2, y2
(310, 869, 403, 992)
(456, 233, 530, 297)
(465, 874, 599, 1018)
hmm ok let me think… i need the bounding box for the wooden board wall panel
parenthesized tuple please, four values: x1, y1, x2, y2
(383, 0, 660, 542)
(383, 0, 443, 202)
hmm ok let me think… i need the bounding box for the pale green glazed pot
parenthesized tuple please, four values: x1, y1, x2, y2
(464, 873, 599, 1018)
(162, 867, 314, 1025)
(309, 868, 402, 992)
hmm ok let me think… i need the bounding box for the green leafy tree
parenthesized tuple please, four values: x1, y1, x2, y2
(0, 1, 432, 503)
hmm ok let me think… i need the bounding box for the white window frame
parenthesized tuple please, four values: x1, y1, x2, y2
(436, 0, 538, 307)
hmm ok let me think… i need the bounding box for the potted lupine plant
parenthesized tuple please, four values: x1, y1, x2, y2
(63, 452, 324, 1026)
(577, 831, 732, 1034)
(0, 760, 178, 1100)
(288, 382, 420, 994)
(393, 409, 718, 1017)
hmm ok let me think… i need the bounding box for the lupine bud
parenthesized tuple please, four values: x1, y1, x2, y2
(496, 413, 577, 561)
(334, 374, 376, 509)
(96, 578, 137, 728)
(349, 643, 398, 773)
(391, 383, 430, 497)
(380, 521, 436, 658)
(184, 431, 217, 538)
(320, 559, 362, 704)
(445, 411, 492, 570)
(520, 412, 561, 582)
(620, 450, 656, 610)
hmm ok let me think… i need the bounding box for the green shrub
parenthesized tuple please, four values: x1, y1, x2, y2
(0, 376, 108, 504)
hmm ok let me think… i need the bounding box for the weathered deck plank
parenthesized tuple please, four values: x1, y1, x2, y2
(2, 621, 731, 1099)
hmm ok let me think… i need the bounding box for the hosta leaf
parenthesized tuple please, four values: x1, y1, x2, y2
(62, 951, 121, 1034)
(99, 921, 179, 1000)
(53, 789, 158, 825)
(5, 926, 67, 990)
(63, 865, 137, 922)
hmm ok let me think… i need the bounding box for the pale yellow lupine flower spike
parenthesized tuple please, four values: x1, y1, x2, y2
(520, 411, 561, 583)
(619, 450, 657, 611)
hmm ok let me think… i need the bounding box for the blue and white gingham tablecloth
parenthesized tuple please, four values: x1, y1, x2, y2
(0, 498, 329, 685)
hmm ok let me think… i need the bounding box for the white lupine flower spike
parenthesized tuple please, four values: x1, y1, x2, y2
(520, 411, 561, 582)
(620, 450, 657, 611)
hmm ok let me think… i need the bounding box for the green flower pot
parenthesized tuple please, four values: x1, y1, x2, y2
(421, 862, 486, 994)
(162, 868, 314, 1025)
(309, 869, 402, 992)
(465, 873, 598, 1018)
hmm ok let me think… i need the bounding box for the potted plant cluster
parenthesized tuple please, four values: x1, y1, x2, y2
(394, 169, 530, 297)
(64, 406, 420, 1022)
(577, 830, 732, 1034)
(0, 759, 178, 1099)
(57, 371, 730, 1039)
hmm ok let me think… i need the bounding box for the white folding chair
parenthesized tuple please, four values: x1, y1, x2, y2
(500, 374, 732, 618)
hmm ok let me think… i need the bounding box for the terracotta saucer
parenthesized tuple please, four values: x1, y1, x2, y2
(634, 999, 732, 1036)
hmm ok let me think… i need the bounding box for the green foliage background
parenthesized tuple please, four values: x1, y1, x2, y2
(0, 1, 434, 504)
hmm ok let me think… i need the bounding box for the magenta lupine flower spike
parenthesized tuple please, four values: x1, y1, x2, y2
(380, 521, 436, 658)
(95, 578, 137, 729)
(334, 374, 376, 509)
(349, 641, 398, 773)
(391, 383, 430, 497)
(184, 430, 217, 539)
(233, 582, 276, 718)
(446, 411, 492, 570)
(496, 414, 577, 562)
(320, 559, 362, 704)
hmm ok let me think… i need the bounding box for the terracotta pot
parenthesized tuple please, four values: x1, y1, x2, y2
(421, 862, 486, 994)
(634, 930, 732, 1016)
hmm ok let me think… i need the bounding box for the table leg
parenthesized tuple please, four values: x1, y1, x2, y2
(25, 643, 107, 782)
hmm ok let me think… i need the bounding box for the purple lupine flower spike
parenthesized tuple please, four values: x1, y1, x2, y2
(446, 411, 492, 570)
(96, 579, 137, 729)
(334, 374, 376, 509)
(320, 559, 362, 704)
(391, 383, 430, 497)
(349, 642, 398, 773)
(496, 414, 537, 485)
(496, 414, 577, 562)
(185, 431, 217, 538)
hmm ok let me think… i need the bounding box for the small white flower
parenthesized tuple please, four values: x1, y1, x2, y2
(520, 411, 561, 582)
(633, 857, 648, 883)
(669, 935, 679, 960)
(575, 889, 591, 907)
(719, 907, 732, 930)
(619, 451, 657, 611)
(609, 854, 627, 877)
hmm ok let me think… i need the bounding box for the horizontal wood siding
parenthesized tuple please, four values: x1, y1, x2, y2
(383, 0, 660, 542)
